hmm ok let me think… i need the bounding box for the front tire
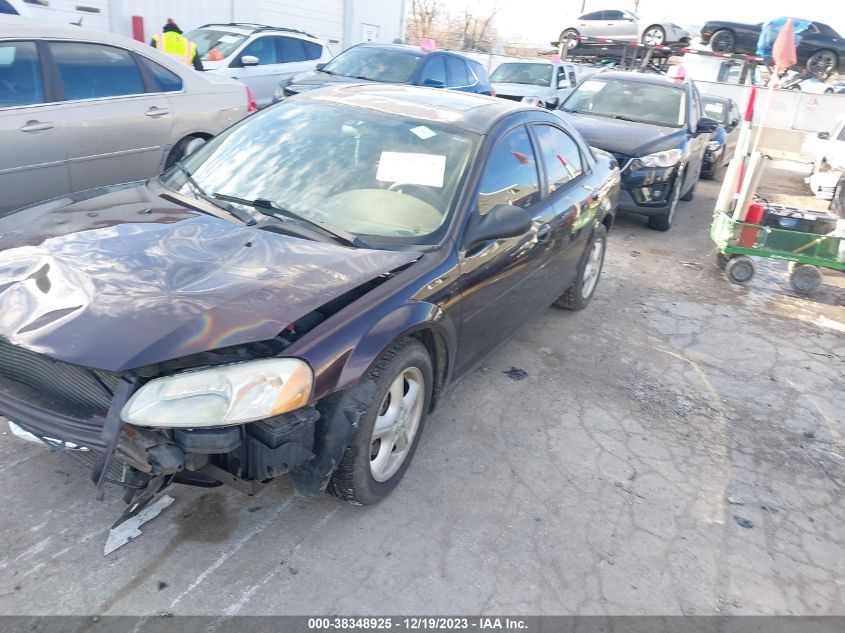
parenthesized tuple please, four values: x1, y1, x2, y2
(560, 29, 580, 49)
(328, 338, 432, 505)
(553, 224, 607, 311)
(680, 180, 696, 201)
(807, 49, 837, 80)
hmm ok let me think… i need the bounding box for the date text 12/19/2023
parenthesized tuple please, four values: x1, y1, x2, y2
(307, 618, 528, 630)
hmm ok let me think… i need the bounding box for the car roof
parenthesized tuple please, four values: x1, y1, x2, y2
(191, 22, 319, 40)
(352, 42, 480, 63)
(296, 84, 532, 134)
(586, 70, 689, 88)
(0, 14, 140, 45)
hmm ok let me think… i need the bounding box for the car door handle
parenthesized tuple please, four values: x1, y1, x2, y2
(536, 223, 551, 243)
(20, 120, 53, 132)
(145, 107, 170, 118)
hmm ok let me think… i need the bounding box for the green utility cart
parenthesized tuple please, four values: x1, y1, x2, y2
(711, 209, 845, 295)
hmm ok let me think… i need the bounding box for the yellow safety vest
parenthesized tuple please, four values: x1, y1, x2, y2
(152, 31, 196, 67)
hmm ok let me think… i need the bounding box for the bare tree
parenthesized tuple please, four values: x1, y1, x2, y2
(408, 0, 443, 40)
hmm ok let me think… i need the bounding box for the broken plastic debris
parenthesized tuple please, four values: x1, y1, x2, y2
(503, 367, 528, 381)
(104, 495, 175, 555)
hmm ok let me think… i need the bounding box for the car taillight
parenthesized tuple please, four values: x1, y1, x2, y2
(246, 86, 258, 112)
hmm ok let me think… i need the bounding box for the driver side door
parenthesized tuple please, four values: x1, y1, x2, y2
(455, 123, 553, 376)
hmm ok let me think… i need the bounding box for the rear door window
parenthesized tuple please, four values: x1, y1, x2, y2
(302, 40, 323, 61)
(533, 124, 584, 193)
(446, 57, 471, 87)
(49, 42, 144, 101)
(278, 37, 307, 62)
(0, 41, 44, 107)
(138, 56, 183, 92)
(420, 56, 447, 87)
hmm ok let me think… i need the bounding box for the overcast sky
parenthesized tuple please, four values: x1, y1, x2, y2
(449, 0, 845, 45)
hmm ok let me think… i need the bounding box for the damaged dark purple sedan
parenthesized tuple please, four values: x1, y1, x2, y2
(0, 85, 618, 518)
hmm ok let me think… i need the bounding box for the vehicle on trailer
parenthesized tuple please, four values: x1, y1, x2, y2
(0, 85, 618, 518)
(185, 23, 333, 108)
(275, 42, 493, 102)
(491, 59, 587, 108)
(700, 95, 741, 180)
(558, 9, 691, 49)
(0, 16, 254, 216)
(807, 118, 845, 200)
(557, 71, 718, 231)
(700, 18, 845, 79)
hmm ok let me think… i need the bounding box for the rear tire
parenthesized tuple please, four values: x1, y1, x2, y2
(806, 49, 837, 80)
(560, 29, 579, 49)
(327, 338, 432, 505)
(553, 224, 607, 311)
(789, 264, 823, 294)
(709, 29, 736, 53)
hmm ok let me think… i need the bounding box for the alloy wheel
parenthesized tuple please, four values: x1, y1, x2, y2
(369, 367, 425, 482)
(581, 238, 605, 299)
(643, 27, 665, 46)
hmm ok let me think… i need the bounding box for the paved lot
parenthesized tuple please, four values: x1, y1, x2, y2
(1, 170, 844, 616)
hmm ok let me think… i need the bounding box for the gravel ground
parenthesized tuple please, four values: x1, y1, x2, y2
(1, 168, 843, 616)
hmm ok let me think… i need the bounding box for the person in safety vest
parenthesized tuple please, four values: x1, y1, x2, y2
(151, 18, 203, 71)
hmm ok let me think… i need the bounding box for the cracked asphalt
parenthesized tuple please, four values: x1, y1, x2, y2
(1, 167, 843, 616)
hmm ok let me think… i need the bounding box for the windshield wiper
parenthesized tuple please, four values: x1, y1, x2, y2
(212, 193, 367, 248)
(170, 163, 255, 225)
(612, 114, 641, 123)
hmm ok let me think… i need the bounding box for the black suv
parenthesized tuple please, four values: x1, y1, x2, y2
(557, 71, 718, 231)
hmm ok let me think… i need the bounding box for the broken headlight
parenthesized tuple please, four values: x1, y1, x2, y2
(631, 149, 682, 169)
(122, 359, 313, 428)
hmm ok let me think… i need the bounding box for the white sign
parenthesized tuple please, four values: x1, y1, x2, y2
(376, 152, 446, 188)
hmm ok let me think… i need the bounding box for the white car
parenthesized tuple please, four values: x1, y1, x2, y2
(185, 23, 333, 108)
(807, 119, 845, 199)
(559, 9, 691, 48)
(491, 60, 595, 108)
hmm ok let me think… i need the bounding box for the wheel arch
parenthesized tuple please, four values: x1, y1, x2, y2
(334, 302, 457, 412)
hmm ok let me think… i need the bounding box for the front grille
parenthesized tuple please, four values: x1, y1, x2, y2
(0, 338, 119, 416)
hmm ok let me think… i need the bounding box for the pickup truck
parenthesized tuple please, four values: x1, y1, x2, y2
(491, 59, 595, 109)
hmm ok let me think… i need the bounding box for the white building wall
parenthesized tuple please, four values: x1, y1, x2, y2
(25, 0, 405, 53)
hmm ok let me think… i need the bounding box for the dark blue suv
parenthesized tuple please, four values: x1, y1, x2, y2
(275, 43, 494, 101)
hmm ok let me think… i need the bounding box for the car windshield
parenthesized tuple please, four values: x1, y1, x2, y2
(562, 78, 687, 128)
(185, 29, 248, 60)
(703, 100, 727, 123)
(490, 63, 553, 87)
(161, 101, 477, 246)
(321, 47, 423, 83)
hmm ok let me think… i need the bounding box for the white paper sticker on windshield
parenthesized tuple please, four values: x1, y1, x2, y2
(578, 79, 606, 93)
(410, 125, 437, 140)
(377, 152, 445, 188)
(218, 35, 241, 44)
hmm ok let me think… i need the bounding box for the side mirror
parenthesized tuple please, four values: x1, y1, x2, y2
(422, 78, 445, 88)
(545, 97, 560, 109)
(464, 204, 533, 251)
(730, 117, 739, 127)
(316, 62, 326, 71)
(240, 55, 259, 67)
(697, 116, 719, 133)
(818, 131, 831, 140)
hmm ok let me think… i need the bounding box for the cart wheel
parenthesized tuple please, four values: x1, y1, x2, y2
(789, 264, 823, 294)
(715, 251, 733, 270)
(724, 256, 756, 284)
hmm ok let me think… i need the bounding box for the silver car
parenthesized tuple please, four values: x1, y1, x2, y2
(559, 9, 691, 48)
(185, 23, 333, 108)
(0, 16, 253, 215)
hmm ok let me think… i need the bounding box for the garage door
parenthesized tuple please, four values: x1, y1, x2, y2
(257, 0, 344, 49)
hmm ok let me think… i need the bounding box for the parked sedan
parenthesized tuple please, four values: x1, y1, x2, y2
(0, 85, 618, 519)
(558, 9, 691, 48)
(700, 95, 740, 180)
(557, 71, 718, 231)
(700, 19, 845, 78)
(275, 43, 493, 101)
(0, 16, 254, 216)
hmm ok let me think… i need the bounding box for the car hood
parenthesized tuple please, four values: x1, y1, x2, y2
(0, 184, 419, 372)
(559, 111, 685, 156)
(491, 83, 550, 98)
(287, 70, 370, 92)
